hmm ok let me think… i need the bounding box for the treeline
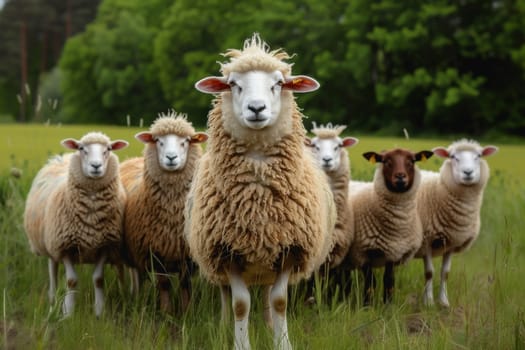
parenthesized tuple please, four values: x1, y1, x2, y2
(1, 0, 525, 137)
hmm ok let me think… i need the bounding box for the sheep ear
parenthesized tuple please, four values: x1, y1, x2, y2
(282, 75, 320, 93)
(110, 140, 129, 151)
(135, 132, 155, 144)
(341, 137, 359, 148)
(482, 145, 498, 157)
(432, 147, 449, 158)
(363, 152, 382, 164)
(61, 138, 80, 150)
(415, 150, 434, 162)
(190, 133, 209, 144)
(304, 137, 313, 147)
(195, 76, 230, 94)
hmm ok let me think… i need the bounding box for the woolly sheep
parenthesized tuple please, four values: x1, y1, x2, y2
(120, 111, 208, 313)
(304, 122, 358, 302)
(186, 33, 336, 349)
(23, 132, 129, 317)
(415, 139, 498, 307)
(349, 148, 433, 305)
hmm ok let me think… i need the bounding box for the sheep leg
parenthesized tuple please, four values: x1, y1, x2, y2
(180, 269, 192, 313)
(48, 259, 58, 303)
(438, 252, 452, 308)
(362, 264, 376, 306)
(62, 256, 77, 316)
(157, 273, 172, 313)
(271, 268, 292, 350)
(93, 253, 107, 317)
(383, 262, 394, 304)
(220, 285, 231, 323)
(263, 285, 273, 329)
(129, 267, 140, 296)
(228, 269, 251, 350)
(422, 251, 435, 306)
(304, 273, 316, 305)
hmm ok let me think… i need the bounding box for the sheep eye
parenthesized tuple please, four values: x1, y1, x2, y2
(315, 146, 320, 151)
(78, 146, 84, 151)
(334, 145, 340, 151)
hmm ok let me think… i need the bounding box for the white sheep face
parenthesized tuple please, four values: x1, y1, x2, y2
(308, 136, 358, 172)
(61, 138, 129, 179)
(226, 70, 285, 130)
(433, 145, 498, 185)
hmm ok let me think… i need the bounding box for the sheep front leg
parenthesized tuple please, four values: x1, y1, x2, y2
(180, 269, 192, 313)
(263, 285, 273, 329)
(383, 262, 394, 304)
(422, 251, 435, 306)
(220, 285, 231, 323)
(271, 268, 292, 350)
(48, 259, 58, 303)
(362, 263, 376, 306)
(93, 253, 107, 317)
(157, 273, 172, 313)
(62, 256, 77, 316)
(438, 252, 452, 308)
(228, 270, 251, 350)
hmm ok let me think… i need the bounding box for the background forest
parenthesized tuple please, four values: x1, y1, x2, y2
(0, 0, 524, 137)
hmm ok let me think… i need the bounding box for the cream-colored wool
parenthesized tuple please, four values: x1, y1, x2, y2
(415, 140, 491, 257)
(24, 134, 126, 264)
(350, 164, 423, 268)
(120, 115, 203, 272)
(185, 38, 335, 287)
(310, 124, 353, 268)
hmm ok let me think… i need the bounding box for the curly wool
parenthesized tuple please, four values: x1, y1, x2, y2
(186, 98, 335, 286)
(415, 140, 490, 257)
(149, 110, 196, 138)
(350, 164, 423, 267)
(121, 118, 203, 272)
(24, 141, 126, 264)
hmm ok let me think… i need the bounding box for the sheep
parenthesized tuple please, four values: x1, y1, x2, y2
(23, 132, 129, 317)
(349, 148, 433, 305)
(185, 33, 336, 350)
(415, 139, 498, 307)
(119, 110, 208, 313)
(304, 122, 358, 302)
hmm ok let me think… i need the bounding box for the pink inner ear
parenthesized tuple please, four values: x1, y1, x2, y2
(135, 132, 155, 144)
(304, 138, 313, 147)
(342, 137, 358, 148)
(61, 139, 79, 150)
(195, 77, 230, 93)
(282, 75, 320, 93)
(111, 140, 129, 151)
(482, 146, 498, 157)
(190, 133, 209, 144)
(432, 147, 449, 158)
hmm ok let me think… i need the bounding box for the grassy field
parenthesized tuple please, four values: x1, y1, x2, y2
(1, 123, 524, 349)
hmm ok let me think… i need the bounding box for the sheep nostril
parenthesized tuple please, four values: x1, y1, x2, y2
(248, 104, 266, 115)
(322, 157, 332, 163)
(464, 170, 473, 176)
(166, 155, 178, 161)
(91, 163, 101, 170)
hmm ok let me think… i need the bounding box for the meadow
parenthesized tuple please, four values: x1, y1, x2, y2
(1, 123, 524, 349)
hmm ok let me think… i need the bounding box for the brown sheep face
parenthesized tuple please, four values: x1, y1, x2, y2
(363, 149, 433, 193)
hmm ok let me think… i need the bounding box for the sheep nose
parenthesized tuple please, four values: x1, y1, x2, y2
(395, 173, 406, 179)
(463, 170, 473, 176)
(248, 103, 266, 115)
(91, 163, 102, 170)
(166, 155, 178, 162)
(322, 157, 332, 163)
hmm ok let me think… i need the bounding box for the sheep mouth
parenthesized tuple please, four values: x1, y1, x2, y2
(88, 170, 103, 178)
(387, 180, 410, 193)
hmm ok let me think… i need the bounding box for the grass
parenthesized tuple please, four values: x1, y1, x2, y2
(1, 123, 524, 349)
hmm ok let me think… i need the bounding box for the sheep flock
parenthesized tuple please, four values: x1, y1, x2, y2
(22, 33, 499, 349)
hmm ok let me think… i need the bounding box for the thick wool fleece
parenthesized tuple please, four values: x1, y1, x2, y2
(350, 164, 423, 268)
(185, 99, 335, 286)
(24, 152, 125, 263)
(121, 137, 202, 272)
(415, 147, 490, 257)
(120, 116, 202, 272)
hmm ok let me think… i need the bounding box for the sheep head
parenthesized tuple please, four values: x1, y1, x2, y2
(363, 149, 433, 193)
(135, 110, 208, 172)
(433, 140, 498, 185)
(305, 122, 358, 172)
(195, 33, 319, 138)
(62, 132, 128, 179)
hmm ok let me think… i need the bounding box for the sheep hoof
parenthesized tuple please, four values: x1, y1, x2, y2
(304, 296, 316, 306)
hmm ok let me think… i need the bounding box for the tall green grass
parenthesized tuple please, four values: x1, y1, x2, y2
(1, 124, 524, 349)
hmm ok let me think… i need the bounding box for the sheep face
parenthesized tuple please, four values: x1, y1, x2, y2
(433, 145, 498, 185)
(306, 136, 358, 172)
(364, 149, 433, 193)
(136, 132, 208, 171)
(195, 72, 319, 131)
(62, 138, 128, 178)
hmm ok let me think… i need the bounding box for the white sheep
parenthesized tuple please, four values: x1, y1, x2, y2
(185, 33, 336, 349)
(349, 148, 433, 305)
(415, 139, 498, 307)
(304, 122, 358, 301)
(120, 110, 208, 313)
(23, 132, 129, 317)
